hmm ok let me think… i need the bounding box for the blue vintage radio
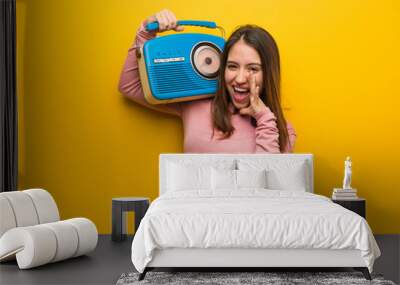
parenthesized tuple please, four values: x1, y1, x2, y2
(137, 20, 225, 104)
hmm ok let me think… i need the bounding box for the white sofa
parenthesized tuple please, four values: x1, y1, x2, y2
(0, 189, 98, 269)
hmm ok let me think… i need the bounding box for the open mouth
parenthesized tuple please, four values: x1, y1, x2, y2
(232, 86, 250, 104)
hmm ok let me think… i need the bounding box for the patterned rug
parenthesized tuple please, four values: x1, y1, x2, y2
(116, 271, 396, 285)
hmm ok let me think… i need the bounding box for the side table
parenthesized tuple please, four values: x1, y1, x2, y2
(332, 198, 366, 219)
(112, 197, 150, 242)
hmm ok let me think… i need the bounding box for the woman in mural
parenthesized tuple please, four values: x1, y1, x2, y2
(118, 9, 296, 153)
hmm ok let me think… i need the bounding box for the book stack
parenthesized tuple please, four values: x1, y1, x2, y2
(332, 188, 358, 200)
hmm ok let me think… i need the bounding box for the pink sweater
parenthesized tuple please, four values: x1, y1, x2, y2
(118, 23, 296, 153)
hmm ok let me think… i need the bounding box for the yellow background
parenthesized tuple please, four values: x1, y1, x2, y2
(16, 0, 399, 234)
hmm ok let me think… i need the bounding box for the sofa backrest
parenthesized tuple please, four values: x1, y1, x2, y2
(0, 189, 60, 238)
(159, 154, 314, 196)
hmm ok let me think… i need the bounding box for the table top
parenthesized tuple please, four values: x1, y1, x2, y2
(112, 197, 149, 202)
(332, 198, 365, 201)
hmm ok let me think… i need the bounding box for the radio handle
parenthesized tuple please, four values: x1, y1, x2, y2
(146, 20, 217, 31)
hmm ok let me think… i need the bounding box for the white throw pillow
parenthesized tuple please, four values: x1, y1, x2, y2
(211, 168, 237, 190)
(167, 163, 211, 191)
(166, 159, 236, 192)
(266, 168, 307, 191)
(237, 169, 268, 189)
(238, 159, 309, 191)
(211, 169, 268, 190)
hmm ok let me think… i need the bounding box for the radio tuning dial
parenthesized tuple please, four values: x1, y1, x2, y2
(192, 43, 221, 79)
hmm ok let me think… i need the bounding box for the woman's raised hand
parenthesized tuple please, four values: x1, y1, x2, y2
(239, 75, 267, 118)
(146, 9, 184, 33)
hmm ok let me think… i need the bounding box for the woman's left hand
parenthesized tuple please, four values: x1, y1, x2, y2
(239, 75, 267, 117)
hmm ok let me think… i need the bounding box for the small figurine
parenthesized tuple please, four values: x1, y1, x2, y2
(342, 156, 352, 189)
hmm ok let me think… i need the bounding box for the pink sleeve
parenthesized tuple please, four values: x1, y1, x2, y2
(253, 108, 296, 153)
(283, 122, 297, 153)
(118, 21, 182, 116)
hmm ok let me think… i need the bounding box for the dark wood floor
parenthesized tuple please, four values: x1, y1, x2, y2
(0, 235, 398, 285)
(0, 235, 134, 285)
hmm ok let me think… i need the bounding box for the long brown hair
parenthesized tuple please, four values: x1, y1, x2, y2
(212, 25, 290, 153)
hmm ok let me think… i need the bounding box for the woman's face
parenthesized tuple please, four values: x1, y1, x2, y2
(224, 39, 264, 110)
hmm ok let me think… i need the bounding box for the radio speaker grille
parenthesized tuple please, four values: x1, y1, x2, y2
(149, 63, 216, 94)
